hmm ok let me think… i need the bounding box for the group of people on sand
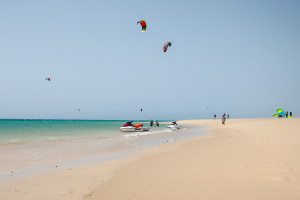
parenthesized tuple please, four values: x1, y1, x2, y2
(213, 113, 230, 125)
(285, 111, 293, 118)
(150, 120, 160, 127)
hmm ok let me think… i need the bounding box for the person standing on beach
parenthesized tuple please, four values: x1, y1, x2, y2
(213, 114, 216, 119)
(227, 114, 230, 119)
(222, 113, 226, 125)
(290, 111, 293, 118)
(285, 111, 289, 118)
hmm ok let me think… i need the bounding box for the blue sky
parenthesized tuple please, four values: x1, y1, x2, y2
(0, 0, 299, 119)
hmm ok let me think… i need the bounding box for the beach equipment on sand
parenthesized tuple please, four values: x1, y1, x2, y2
(273, 108, 285, 118)
(273, 109, 294, 118)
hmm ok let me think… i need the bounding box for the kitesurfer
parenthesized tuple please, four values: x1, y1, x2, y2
(156, 120, 160, 127)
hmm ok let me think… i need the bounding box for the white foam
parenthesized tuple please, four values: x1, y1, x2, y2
(123, 130, 168, 138)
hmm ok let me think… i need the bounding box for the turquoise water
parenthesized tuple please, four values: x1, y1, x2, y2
(0, 119, 203, 180)
(0, 119, 167, 143)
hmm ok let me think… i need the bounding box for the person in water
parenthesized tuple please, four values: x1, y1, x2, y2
(156, 120, 160, 127)
(150, 120, 154, 127)
(222, 113, 226, 125)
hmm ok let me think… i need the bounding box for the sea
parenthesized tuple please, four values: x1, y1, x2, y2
(0, 119, 146, 143)
(0, 119, 203, 181)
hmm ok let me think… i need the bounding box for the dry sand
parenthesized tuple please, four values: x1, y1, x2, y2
(1, 118, 300, 200)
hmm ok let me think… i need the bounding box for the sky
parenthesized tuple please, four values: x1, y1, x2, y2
(0, 0, 299, 120)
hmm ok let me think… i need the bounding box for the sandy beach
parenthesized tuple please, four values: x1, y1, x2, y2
(1, 118, 300, 200)
(2, 1, 299, 199)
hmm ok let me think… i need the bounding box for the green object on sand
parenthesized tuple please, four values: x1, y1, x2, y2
(273, 108, 285, 118)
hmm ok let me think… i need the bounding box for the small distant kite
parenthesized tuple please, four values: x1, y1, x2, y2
(45, 77, 51, 82)
(163, 42, 172, 53)
(137, 20, 147, 32)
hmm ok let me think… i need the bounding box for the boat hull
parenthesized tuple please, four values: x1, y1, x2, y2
(119, 126, 150, 132)
(166, 125, 180, 130)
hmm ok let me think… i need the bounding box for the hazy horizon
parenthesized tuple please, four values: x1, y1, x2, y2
(1, 0, 299, 120)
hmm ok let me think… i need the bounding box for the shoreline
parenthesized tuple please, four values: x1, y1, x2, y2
(0, 126, 203, 180)
(1, 118, 300, 200)
(0, 123, 204, 200)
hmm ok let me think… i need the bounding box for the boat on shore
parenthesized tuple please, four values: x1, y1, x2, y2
(166, 121, 181, 130)
(120, 126, 150, 132)
(119, 121, 150, 132)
